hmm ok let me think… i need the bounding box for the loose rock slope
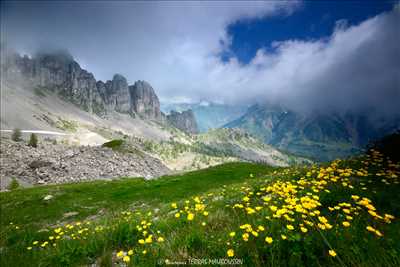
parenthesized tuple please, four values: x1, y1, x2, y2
(0, 138, 169, 189)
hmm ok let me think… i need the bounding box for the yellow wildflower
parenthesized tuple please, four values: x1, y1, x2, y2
(342, 221, 350, 227)
(300, 227, 308, 233)
(187, 213, 195, 221)
(265, 236, 273, 244)
(242, 233, 249, 241)
(145, 235, 153, 243)
(329, 250, 337, 257)
(366, 226, 376, 232)
(375, 230, 383, 237)
(116, 250, 124, 258)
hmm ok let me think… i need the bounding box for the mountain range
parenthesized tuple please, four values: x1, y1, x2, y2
(1, 47, 197, 134)
(2, 47, 398, 165)
(0, 48, 302, 187)
(225, 103, 400, 161)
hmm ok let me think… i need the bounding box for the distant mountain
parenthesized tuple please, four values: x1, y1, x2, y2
(161, 102, 247, 133)
(194, 128, 310, 166)
(166, 110, 198, 134)
(225, 104, 400, 161)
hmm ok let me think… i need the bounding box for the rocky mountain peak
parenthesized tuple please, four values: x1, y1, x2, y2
(1, 50, 166, 120)
(129, 80, 161, 120)
(167, 109, 198, 134)
(104, 74, 131, 113)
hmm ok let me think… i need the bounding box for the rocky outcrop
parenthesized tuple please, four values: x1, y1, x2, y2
(0, 138, 170, 188)
(97, 74, 131, 114)
(167, 109, 198, 134)
(1, 49, 162, 120)
(2, 50, 105, 114)
(129, 81, 162, 120)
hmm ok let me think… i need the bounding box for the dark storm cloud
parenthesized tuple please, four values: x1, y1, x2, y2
(1, 1, 399, 115)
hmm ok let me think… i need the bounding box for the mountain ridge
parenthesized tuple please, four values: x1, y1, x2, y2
(1, 48, 200, 134)
(225, 103, 400, 161)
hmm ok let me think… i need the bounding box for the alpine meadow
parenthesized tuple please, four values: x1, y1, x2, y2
(1, 1, 399, 267)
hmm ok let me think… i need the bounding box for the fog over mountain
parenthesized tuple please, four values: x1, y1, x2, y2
(1, 1, 399, 116)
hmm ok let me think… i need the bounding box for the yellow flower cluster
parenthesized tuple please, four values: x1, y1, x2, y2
(170, 195, 209, 223)
(27, 220, 97, 250)
(116, 249, 134, 263)
(225, 150, 398, 261)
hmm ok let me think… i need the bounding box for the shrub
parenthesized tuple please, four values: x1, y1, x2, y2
(28, 133, 38, 148)
(11, 128, 22, 142)
(7, 178, 19, 190)
(102, 139, 124, 150)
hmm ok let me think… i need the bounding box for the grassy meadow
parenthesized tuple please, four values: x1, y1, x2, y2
(1, 152, 399, 266)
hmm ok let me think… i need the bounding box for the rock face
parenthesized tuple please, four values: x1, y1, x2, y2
(167, 110, 199, 134)
(98, 74, 131, 114)
(0, 138, 170, 189)
(1, 48, 161, 120)
(129, 81, 162, 120)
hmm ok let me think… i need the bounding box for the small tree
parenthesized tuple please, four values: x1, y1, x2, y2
(11, 128, 22, 142)
(7, 178, 20, 190)
(28, 133, 38, 148)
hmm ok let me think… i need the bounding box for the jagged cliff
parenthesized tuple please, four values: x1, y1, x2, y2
(129, 81, 162, 120)
(167, 109, 198, 134)
(1, 49, 162, 121)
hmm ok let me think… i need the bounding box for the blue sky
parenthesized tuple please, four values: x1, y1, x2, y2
(224, 1, 395, 63)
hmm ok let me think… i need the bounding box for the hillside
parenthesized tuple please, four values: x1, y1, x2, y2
(138, 128, 308, 172)
(195, 128, 310, 166)
(1, 150, 399, 266)
(225, 104, 400, 161)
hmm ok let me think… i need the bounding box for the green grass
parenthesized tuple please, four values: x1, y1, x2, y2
(0, 162, 270, 232)
(1, 157, 399, 267)
(55, 118, 78, 132)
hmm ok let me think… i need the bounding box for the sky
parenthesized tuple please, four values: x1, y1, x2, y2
(1, 0, 399, 115)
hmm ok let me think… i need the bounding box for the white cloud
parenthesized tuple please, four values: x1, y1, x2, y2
(155, 3, 399, 115)
(2, 1, 399, 115)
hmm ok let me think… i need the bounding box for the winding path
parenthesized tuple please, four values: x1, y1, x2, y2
(0, 130, 70, 136)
